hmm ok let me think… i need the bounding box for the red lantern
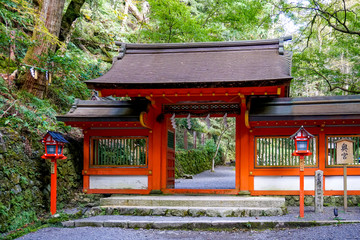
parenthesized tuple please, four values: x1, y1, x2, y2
(290, 126, 314, 156)
(290, 126, 314, 218)
(41, 131, 68, 215)
(41, 131, 68, 160)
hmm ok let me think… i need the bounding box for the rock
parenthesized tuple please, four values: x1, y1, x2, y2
(350, 196, 358, 206)
(288, 198, 296, 206)
(183, 174, 193, 179)
(304, 196, 314, 206)
(11, 185, 22, 194)
(10, 173, 20, 184)
(0, 132, 7, 153)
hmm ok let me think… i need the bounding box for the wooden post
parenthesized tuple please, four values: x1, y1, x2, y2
(299, 156, 305, 218)
(344, 165, 347, 212)
(50, 159, 57, 215)
(335, 139, 354, 212)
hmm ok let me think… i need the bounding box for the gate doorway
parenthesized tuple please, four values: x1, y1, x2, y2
(166, 115, 236, 191)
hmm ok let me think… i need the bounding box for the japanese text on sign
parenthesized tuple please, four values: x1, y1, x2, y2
(336, 140, 354, 165)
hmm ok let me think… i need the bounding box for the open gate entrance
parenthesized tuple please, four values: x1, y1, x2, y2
(163, 102, 239, 194)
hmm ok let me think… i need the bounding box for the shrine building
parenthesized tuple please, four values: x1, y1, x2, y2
(57, 37, 360, 196)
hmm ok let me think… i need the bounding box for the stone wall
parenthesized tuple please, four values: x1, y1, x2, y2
(285, 195, 360, 207)
(0, 127, 83, 233)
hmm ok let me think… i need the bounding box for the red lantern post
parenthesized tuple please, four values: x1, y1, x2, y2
(41, 131, 68, 215)
(290, 126, 314, 218)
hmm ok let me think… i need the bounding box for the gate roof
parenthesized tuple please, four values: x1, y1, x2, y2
(85, 37, 292, 91)
(250, 95, 360, 122)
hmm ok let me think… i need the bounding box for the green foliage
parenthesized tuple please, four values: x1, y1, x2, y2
(140, 0, 210, 43)
(0, 130, 45, 233)
(278, 0, 360, 96)
(175, 140, 223, 178)
(0, 126, 83, 234)
(138, 0, 276, 43)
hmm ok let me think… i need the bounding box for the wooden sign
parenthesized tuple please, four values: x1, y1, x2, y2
(335, 139, 354, 165)
(51, 161, 55, 174)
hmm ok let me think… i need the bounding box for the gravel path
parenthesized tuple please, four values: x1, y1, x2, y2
(175, 166, 235, 189)
(17, 223, 360, 240)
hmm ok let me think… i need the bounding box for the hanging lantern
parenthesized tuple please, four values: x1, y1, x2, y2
(205, 114, 211, 129)
(171, 113, 176, 130)
(187, 114, 191, 129)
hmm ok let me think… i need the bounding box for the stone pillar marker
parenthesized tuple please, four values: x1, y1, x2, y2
(315, 170, 324, 213)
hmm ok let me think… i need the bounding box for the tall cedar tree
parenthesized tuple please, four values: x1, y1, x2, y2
(22, 0, 66, 98)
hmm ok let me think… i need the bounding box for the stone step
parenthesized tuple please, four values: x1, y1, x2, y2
(100, 195, 285, 208)
(87, 206, 285, 218)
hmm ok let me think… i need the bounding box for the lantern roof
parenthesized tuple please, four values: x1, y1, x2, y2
(290, 126, 314, 139)
(44, 131, 69, 143)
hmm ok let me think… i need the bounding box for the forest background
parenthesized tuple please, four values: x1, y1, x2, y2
(0, 0, 359, 236)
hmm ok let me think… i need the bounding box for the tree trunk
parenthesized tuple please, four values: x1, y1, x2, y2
(59, 0, 86, 43)
(193, 131, 197, 149)
(201, 133, 205, 145)
(125, 0, 149, 23)
(121, 1, 130, 31)
(184, 129, 188, 150)
(22, 0, 66, 98)
(211, 124, 233, 172)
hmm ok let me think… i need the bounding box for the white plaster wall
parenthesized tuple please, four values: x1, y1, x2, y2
(254, 176, 315, 191)
(90, 175, 148, 189)
(325, 176, 360, 191)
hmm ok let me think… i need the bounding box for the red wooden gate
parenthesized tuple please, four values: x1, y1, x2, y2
(166, 129, 175, 188)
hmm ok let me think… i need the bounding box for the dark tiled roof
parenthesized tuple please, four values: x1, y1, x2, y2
(249, 95, 360, 122)
(47, 131, 69, 143)
(56, 98, 150, 122)
(85, 37, 292, 90)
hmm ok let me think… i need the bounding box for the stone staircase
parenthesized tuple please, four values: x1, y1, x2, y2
(86, 195, 286, 217)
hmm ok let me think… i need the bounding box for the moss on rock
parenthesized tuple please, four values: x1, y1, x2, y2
(0, 127, 83, 233)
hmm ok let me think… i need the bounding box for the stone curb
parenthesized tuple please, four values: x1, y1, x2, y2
(62, 219, 360, 230)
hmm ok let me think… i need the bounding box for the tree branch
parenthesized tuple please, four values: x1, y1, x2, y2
(279, 1, 360, 36)
(301, 63, 360, 94)
(210, 123, 234, 172)
(0, 100, 18, 118)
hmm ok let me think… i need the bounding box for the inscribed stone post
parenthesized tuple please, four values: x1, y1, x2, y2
(315, 170, 324, 213)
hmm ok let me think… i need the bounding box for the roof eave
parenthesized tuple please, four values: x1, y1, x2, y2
(85, 78, 293, 90)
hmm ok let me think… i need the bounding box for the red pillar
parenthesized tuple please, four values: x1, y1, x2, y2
(83, 131, 90, 193)
(151, 107, 163, 192)
(50, 159, 57, 215)
(299, 156, 305, 218)
(238, 108, 250, 193)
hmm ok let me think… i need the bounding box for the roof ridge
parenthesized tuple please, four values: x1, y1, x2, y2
(115, 36, 292, 50)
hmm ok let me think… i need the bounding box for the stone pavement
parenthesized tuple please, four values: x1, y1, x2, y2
(62, 206, 360, 230)
(175, 166, 235, 189)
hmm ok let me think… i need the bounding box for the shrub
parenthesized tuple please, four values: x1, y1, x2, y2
(175, 140, 223, 178)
